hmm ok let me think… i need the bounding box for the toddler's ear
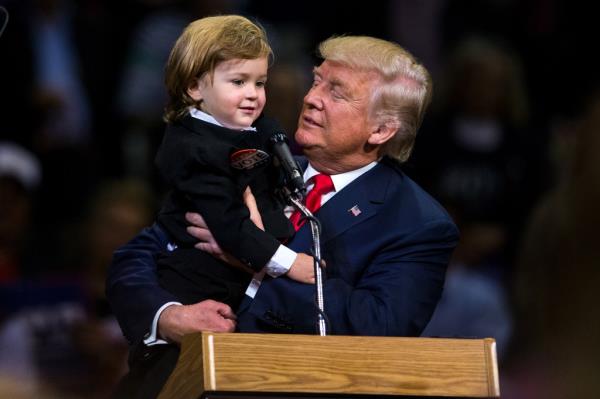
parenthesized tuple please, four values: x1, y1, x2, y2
(187, 79, 203, 101)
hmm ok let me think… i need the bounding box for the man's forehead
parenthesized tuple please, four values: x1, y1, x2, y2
(314, 61, 379, 87)
(313, 60, 348, 76)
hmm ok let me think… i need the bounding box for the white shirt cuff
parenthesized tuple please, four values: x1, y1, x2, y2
(143, 301, 182, 346)
(245, 269, 266, 299)
(265, 244, 297, 277)
(244, 245, 297, 299)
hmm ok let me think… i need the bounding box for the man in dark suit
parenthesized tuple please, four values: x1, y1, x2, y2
(106, 34, 458, 356)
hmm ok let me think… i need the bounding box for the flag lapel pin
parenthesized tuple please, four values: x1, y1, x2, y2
(348, 205, 362, 217)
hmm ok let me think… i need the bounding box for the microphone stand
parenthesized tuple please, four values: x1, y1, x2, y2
(288, 192, 327, 336)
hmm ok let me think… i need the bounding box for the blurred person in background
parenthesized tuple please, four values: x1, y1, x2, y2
(413, 35, 534, 262)
(502, 12, 600, 392)
(0, 142, 42, 312)
(413, 35, 535, 358)
(0, 0, 136, 280)
(0, 178, 156, 399)
(504, 88, 600, 399)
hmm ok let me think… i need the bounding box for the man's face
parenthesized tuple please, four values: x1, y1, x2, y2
(295, 60, 380, 171)
(193, 57, 268, 130)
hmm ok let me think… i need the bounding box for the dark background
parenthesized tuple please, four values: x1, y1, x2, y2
(1, 1, 598, 398)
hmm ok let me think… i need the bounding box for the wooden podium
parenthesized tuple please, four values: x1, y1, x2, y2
(158, 332, 499, 399)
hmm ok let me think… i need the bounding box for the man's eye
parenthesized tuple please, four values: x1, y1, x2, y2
(331, 90, 344, 99)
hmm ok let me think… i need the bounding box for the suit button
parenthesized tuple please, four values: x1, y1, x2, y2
(264, 310, 274, 320)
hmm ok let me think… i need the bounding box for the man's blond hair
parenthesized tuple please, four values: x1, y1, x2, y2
(318, 36, 432, 162)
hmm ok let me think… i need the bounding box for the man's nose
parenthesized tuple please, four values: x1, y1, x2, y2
(303, 86, 323, 110)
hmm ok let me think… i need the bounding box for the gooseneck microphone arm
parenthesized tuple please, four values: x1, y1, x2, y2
(287, 195, 328, 336)
(262, 116, 328, 336)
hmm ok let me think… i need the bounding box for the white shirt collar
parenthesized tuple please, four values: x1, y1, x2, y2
(188, 108, 256, 131)
(303, 161, 378, 193)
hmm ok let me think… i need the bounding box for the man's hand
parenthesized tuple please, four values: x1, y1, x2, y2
(158, 300, 236, 344)
(185, 212, 253, 273)
(185, 212, 224, 255)
(286, 253, 319, 284)
(184, 187, 264, 257)
(243, 186, 264, 230)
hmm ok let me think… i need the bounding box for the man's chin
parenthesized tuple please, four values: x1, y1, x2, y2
(298, 144, 321, 160)
(294, 129, 317, 149)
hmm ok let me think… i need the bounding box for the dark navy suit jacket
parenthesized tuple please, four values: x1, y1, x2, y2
(106, 157, 459, 345)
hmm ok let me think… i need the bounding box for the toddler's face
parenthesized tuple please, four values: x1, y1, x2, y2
(193, 57, 268, 130)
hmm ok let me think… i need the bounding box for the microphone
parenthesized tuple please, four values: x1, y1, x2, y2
(259, 117, 327, 335)
(255, 116, 306, 199)
(270, 132, 305, 199)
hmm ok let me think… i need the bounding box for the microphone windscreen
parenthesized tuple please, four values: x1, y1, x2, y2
(254, 114, 285, 136)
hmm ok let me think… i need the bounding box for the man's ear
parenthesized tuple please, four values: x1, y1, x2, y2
(187, 79, 203, 102)
(367, 120, 400, 146)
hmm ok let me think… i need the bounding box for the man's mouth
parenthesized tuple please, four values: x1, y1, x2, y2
(302, 114, 322, 127)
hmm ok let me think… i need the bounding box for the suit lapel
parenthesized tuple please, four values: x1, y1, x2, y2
(289, 160, 397, 247)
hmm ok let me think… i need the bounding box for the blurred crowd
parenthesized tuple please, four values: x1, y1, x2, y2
(1, 0, 598, 397)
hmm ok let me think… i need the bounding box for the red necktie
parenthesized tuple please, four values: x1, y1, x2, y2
(289, 174, 334, 231)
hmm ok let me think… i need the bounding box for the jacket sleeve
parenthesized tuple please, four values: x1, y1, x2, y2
(156, 130, 281, 271)
(105, 224, 176, 345)
(173, 165, 280, 270)
(245, 218, 459, 337)
(323, 220, 459, 336)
